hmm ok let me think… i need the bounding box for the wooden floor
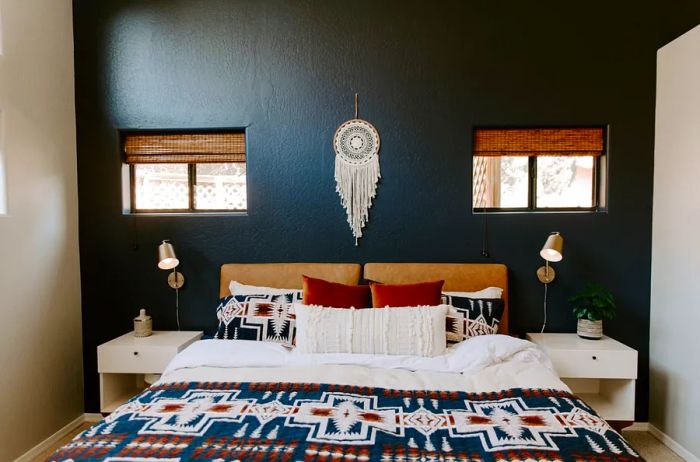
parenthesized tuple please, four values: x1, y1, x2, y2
(33, 424, 685, 462)
(622, 430, 686, 462)
(32, 422, 92, 462)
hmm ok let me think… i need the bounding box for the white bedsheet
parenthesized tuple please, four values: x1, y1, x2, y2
(160, 335, 567, 394)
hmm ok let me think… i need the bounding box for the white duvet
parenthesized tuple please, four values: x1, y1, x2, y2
(160, 335, 568, 394)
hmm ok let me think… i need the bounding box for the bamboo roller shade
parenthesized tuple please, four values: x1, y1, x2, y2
(124, 132, 246, 164)
(474, 128, 604, 157)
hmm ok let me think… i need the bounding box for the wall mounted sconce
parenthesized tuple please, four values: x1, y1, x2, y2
(158, 240, 185, 288)
(538, 232, 564, 333)
(537, 232, 564, 283)
(158, 240, 184, 330)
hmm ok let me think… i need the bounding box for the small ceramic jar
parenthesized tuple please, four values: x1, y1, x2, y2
(134, 309, 153, 337)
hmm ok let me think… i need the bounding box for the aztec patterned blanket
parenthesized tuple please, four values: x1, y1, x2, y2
(48, 382, 643, 462)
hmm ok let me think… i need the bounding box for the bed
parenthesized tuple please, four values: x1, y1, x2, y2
(48, 263, 642, 462)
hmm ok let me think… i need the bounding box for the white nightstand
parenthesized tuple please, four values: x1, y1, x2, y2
(527, 333, 637, 424)
(97, 330, 202, 413)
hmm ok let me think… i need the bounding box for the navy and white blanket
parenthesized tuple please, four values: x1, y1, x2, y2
(48, 381, 641, 461)
(48, 337, 643, 461)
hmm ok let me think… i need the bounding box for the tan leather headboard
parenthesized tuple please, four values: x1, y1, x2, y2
(219, 263, 361, 297)
(364, 263, 509, 334)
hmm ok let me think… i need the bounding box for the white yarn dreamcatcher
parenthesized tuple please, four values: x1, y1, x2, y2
(333, 94, 381, 245)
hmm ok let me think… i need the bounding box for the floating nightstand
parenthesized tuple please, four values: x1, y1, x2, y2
(97, 330, 202, 414)
(527, 332, 637, 430)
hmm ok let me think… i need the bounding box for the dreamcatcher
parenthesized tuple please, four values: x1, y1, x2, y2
(333, 94, 381, 245)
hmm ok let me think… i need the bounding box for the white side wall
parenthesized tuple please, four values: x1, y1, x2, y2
(651, 24, 700, 460)
(0, 1, 83, 460)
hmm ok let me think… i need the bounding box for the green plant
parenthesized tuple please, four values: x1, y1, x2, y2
(569, 283, 616, 321)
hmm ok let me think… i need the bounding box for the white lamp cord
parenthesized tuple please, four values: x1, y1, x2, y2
(540, 260, 550, 333)
(541, 281, 548, 333)
(174, 268, 181, 331)
(176, 288, 181, 331)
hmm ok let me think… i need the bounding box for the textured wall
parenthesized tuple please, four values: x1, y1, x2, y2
(72, 0, 700, 417)
(0, 0, 82, 459)
(650, 25, 700, 459)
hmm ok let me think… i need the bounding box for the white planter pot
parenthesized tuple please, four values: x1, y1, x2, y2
(577, 319, 603, 339)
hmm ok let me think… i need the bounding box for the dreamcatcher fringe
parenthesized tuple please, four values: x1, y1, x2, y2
(335, 155, 381, 245)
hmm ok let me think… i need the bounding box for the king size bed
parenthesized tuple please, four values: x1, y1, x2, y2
(48, 263, 642, 461)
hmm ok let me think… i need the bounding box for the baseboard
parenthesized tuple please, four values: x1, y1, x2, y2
(648, 423, 699, 462)
(13, 414, 86, 462)
(84, 412, 103, 422)
(626, 422, 650, 431)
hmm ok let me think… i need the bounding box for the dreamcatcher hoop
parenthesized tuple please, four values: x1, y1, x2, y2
(333, 119, 380, 166)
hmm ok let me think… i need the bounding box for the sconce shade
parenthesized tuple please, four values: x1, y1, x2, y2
(540, 232, 564, 262)
(158, 240, 179, 270)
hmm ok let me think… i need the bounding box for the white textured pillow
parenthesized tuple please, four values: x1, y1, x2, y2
(293, 303, 449, 357)
(229, 280, 298, 296)
(442, 287, 503, 299)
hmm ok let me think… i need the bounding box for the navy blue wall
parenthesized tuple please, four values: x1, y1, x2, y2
(73, 0, 700, 417)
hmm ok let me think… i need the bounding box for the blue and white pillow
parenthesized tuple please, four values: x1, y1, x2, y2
(215, 291, 302, 346)
(442, 295, 505, 344)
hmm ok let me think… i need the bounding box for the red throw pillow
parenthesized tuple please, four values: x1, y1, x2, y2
(370, 280, 445, 307)
(302, 275, 372, 308)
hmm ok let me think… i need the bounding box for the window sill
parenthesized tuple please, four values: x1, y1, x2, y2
(122, 211, 248, 217)
(472, 209, 607, 215)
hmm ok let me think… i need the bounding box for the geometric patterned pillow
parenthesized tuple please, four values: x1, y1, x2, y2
(442, 295, 505, 345)
(214, 291, 302, 346)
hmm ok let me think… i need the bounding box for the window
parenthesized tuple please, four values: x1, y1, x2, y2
(122, 130, 247, 213)
(472, 127, 606, 212)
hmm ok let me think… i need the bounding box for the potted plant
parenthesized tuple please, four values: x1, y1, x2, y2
(569, 283, 616, 339)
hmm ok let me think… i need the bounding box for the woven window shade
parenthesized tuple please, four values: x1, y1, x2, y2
(124, 132, 246, 164)
(474, 128, 604, 157)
